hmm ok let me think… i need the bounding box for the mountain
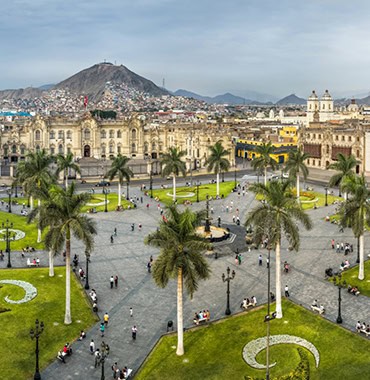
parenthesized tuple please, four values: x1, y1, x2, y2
(38, 83, 55, 90)
(0, 87, 44, 101)
(173, 89, 213, 103)
(275, 94, 306, 105)
(54, 62, 168, 100)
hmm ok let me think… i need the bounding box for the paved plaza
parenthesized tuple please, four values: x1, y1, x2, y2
(2, 178, 370, 379)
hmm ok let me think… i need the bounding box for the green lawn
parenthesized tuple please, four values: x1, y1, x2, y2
(0, 266, 98, 379)
(81, 192, 134, 212)
(148, 181, 236, 206)
(136, 299, 370, 380)
(338, 260, 370, 297)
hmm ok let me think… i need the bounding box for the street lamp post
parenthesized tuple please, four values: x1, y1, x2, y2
(325, 186, 328, 206)
(2, 220, 13, 268)
(234, 164, 237, 190)
(149, 170, 153, 198)
(84, 250, 90, 290)
(126, 181, 130, 201)
(14, 184, 18, 198)
(356, 236, 360, 264)
(222, 267, 236, 315)
(100, 341, 109, 380)
(196, 181, 201, 203)
(335, 275, 346, 324)
(103, 187, 110, 213)
(7, 189, 12, 213)
(205, 194, 211, 232)
(30, 319, 44, 380)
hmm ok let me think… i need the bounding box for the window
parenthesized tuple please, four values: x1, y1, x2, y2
(58, 130, 64, 139)
(308, 134, 311, 139)
(342, 136, 345, 141)
(326, 145, 329, 154)
(322, 104, 325, 110)
(20, 146, 25, 155)
(329, 104, 331, 110)
(101, 130, 106, 139)
(318, 134, 321, 139)
(131, 143, 137, 153)
(35, 130, 41, 141)
(313, 159, 315, 166)
(335, 136, 338, 141)
(66, 130, 72, 140)
(50, 131, 55, 139)
(67, 147, 71, 154)
(102, 145, 106, 155)
(132, 129, 137, 140)
(117, 145, 121, 154)
(12, 145, 17, 154)
(357, 136, 360, 142)
(3, 145, 8, 156)
(144, 143, 148, 153)
(357, 150, 360, 158)
(318, 160, 321, 166)
(109, 144, 114, 153)
(152, 142, 156, 151)
(117, 130, 122, 138)
(58, 144, 63, 154)
(36, 145, 40, 152)
(313, 134, 316, 139)
(84, 128, 91, 140)
(109, 130, 114, 139)
(348, 136, 352, 142)
(307, 159, 310, 165)
(50, 146, 55, 155)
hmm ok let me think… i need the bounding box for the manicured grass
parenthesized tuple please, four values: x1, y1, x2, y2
(81, 192, 134, 212)
(0, 211, 44, 252)
(136, 299, 370, 380)
(0, 266, 98, 379)
(339, 260, 370, 297)
(148, 182, 236, 206)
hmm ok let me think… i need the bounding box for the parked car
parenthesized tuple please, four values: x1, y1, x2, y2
(95, 180, 110, 187)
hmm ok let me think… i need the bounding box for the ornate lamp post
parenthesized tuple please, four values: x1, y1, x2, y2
(149, 170, 153, 198)
(335, 275, 346, 324)
(205, 194, 211, 232)
(196, 181, 201, 203)
(126, 181, 130, 201)
(30, 319, 44, 380)
(222, 266, 236, 315)
(325, 186, 328, 206)
(100, 341, 109, 380)
(103, 187, 110, 213)
(234, 164, 237, 190)
(84, 249, 90, 290)
(7, 189, 12, 213)
(2, 220, 13, 268)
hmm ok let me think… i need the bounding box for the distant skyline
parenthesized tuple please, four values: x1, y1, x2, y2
(2, 0, 370, 100)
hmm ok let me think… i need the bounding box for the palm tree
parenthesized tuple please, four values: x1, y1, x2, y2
(106, 155, 133, 207)
(245, 181, 312, 318)
(145, 206, 211, 355)
(284, 149, 310, 201)
(206, 141, 231, 196)
(328, 153, 358, 198)
(16, 149, 56, 242)
(56, 152, 81, 189)
(29, 182, 97, 324)
(340, 174, 370, 280)
(251, 142, 278, 185)
(160, 147, 187, 202)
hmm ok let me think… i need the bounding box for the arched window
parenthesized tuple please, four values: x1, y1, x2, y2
(152, 141, 156, 151)
(58, 130, 64, 139)
(67, 146, 71, 154)
(101, 130, 106, 139)
(50, 131, 55, 139)
(322, 104, 325, 110)
(326, 145, 329, 154)
(131, 143, 137, 153)
(144, 143, 148, 153)
(20, 145, 25, 155)
(117, 130, 122, 138)
(35, 130, 41, 141)
(50, 146, 55, 155)
(132, 129, 137, 140)
(66, 130, 72, 139)
(117, 145, 121, 154)
(109, 130, 114, 139)
(101, 145, 106, 155)
(12, 145, 17, 154)
(84, 128, 91, 140)
(58, 144, 63, 154)
(3, 145, 8, 156)
(109, 144, 114, 153)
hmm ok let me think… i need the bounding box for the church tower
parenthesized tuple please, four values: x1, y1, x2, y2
(307, 90, 319, 122)
(319, 90, 334, 121)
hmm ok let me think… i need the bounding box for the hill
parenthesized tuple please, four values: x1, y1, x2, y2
(275, 93, 306, 105)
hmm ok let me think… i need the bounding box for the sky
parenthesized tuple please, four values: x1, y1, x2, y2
(2, 0, 370, 100)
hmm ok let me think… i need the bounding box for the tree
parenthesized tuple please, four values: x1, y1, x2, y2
(145, 206, 211, 355)
(284, 149, 310, 201)
(245, 180, 312, 318)
(328, 153, 358, 198)
(206, 141, 231, 196)
(16, 149, 56, 242)
(340, 174, 370, 280)
(56, 152, 81, 189)
(29, 182, 97, 324)
(160, 147, 187, 202)
(106, 155, 133, 207)
(251, 142, 278, 185)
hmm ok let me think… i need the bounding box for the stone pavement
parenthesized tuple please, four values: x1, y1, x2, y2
(2, 180, 370, 379)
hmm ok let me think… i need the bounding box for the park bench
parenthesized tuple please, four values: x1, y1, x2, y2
(311, 305, 325, 314)
(359, 328, 370, 337)
(193, 311, 209, 325)
(27, 259, 38, 267)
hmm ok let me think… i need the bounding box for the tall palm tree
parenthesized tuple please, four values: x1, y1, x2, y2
(206, 141, 231, 196)
(245, 181, 312, 318)
(328, 153, 358, 198)
(16, 149, 56, 242)
(160, 147, 187, 202)
(29, 182, 97, 324)
(145, 206, 211, 355)
(251, 141, 278, 185)
(106, 155, 133, 207)
(340, 174, 370, 280)
(56, 152, 81, 189)
(284, 149, 310, 201)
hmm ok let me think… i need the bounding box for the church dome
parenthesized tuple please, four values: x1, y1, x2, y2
(321, 89, 332, 100)
(308, 90, 318, 100)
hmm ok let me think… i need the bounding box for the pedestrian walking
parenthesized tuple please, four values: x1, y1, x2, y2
(150, 255, 153, 263)
(266, 257, 269, 268)
(110, 235, 114, 244)
(331, 239, 335, 249)
(114, 275, 118, 288)
(235, 254, 239, 265)
(285, 284, 290, 297)
(110, 275, 114, 289)
(238, 253, 242, 265)
(140, 196, 143, 203)
(130, 307, 133, 317)
(258, 254, 262, 266)
(94, 349, 101, 368)
(132, 325, 137, 340)
(104, 312, 109, 327)
(336, 243, 340, 253)
(89, 339, 95, 354)
(138, 223, 142, 231)
(100, 322, 105, 337)
(147, 261, 151, 273)
(114, 227, 117, 236)
(112, 362, 119, 379)
(131, 223, 135, 231)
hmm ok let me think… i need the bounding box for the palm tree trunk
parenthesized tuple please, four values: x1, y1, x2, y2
(216, 172, 220, 196)
(118, 182, 122, 207)
(275, 241, 283, 319)
(49, 250, 55, 277)
(264, 167, 267, 186)
(64, 236, 72, 324)
(30, 196, 34, 210)
(37, 199, 42, 243)
(359, 234, 365, 280)
(65, 169, 68, 189)
(173, 175, 177, 202)
(176, 268, 184, 356)
(296, 175, 300, 202)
